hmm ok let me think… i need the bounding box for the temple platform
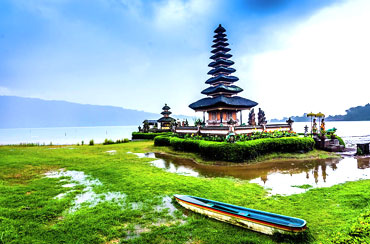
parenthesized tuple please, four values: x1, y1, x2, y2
(175, 123, 291, 136)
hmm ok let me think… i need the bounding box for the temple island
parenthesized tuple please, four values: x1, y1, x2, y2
(175, 24, 292, 136)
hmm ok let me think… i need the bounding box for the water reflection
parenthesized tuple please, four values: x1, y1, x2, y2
(358, 157, 370, 169)
(252, 157, 370, 195)
(134, 152, 370, 195)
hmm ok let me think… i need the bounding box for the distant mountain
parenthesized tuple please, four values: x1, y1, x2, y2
(327, 103, 370, 121)
(0, 96, 194, 128)
(270, 103, 370, 122)
(270, 115, 310, 123)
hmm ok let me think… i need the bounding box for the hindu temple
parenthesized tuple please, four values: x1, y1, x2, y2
(189, 24, 258, 126)
(175, 24, 293, 136)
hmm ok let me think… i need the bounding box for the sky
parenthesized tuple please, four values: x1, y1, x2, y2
(1, 0, 369, 120)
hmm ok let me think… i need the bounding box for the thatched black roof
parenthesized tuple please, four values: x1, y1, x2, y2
(211, 46, 231, 54)
(162, 104, 170, 110)
(207, 66, 236, 75)
(213, 37, 228, 43)
(213, 33, 226, 38)
(189, 95, 258, 110)
(214, 24, 226, 33)
(201, 84, 243, 95)
(157, 117, 175, 123)
(208, 59, 234, 67)
(206, 75, 239, 84)
(210, 52, 232, 60)
(161, 111, 172, 115)
(211, 42, 229, 48)
(143, 120, 157, 125)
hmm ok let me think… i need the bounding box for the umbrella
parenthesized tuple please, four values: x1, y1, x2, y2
(316, 112, 325, 130)
(306, 112, 316, 137)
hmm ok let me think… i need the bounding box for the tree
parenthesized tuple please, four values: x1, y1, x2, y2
(143, 121, 149, 133)
(258, 108, 267, 125)
(248, 109, 256, 126)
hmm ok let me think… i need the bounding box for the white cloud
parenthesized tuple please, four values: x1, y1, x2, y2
(153, 0, 216, 29)
(237, 0, 370, 119)
(0, 86, 11, 95)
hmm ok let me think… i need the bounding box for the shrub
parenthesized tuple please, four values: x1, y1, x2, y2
(357, 147, 364, 156)
(103, 139, 114, 145)
(165, 137, 315, 162)
(336, 135, 345, 147)
(170, 137, 185, 151)
(16, 143, 41, 147)
(101, 138, 130, 145)
(132, 132, 172, 140)
(183, 139, 201, 152)
(89, 139, 94, 146)
(154, 135, 171, 146)
(199, 141, 244, 161)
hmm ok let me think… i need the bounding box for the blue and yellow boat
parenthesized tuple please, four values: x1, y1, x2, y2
(174, 195, 306, 235)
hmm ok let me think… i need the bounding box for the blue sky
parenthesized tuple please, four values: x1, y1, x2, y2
(1, 0, 369, 119)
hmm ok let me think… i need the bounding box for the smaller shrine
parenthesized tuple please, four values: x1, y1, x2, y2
(157, 104, 176, 131)
(306, 112, 344, 152)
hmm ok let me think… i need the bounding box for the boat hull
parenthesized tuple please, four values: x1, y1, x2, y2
(174, 195, 306, 235)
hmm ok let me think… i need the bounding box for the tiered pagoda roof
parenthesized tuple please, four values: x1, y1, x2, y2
(189, 24, 257, 111)
(158, 104, 175, 123)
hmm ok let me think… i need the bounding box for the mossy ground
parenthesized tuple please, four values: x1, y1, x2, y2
(0, 141, 369, 243)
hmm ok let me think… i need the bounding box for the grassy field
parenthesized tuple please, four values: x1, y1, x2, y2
(0, 141, 369, 243)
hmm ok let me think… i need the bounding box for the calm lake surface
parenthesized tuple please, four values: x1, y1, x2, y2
(1, 121, 370, 145)
(0, 125, 137, 145)
(293, 121, 370, 147)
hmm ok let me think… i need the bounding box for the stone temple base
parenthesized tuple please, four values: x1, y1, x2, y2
(314, 137, 344, 152)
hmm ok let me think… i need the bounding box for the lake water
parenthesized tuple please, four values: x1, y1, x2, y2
(0, 125, 137, 145)
(293, 121, 370, 147)
(1, 121, 369, 145)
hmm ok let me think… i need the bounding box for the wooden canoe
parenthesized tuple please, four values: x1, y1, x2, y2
(174, 195, 306, 235)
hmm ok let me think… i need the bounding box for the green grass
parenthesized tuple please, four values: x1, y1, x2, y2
(292, 184, 313, 189)
(0, 141, 369, 243)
